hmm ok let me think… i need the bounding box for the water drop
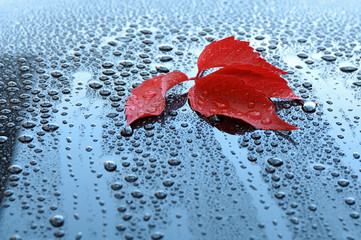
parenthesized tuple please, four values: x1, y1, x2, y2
(340, 65, 358, 73)
(18, 134, 33, 143)
(168, 159, 181, 166)
(321, 55, 336, 62)
(302, 101, 316, 113)
(51, 70, 63, 78)
(154, 191, 167, 199)
(337, 179, 350, 187)
(267, 157, 283, 167)
(49, 215, 64, 227)
(8, 165, 23, 174)
(0, 136, 8, 144)
(131, 190, 143, 198)
(42, 123, 59, 132)
(104, 161, 117, 172)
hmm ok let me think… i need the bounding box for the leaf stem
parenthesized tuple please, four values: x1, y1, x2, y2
(195, 71, 203, 79)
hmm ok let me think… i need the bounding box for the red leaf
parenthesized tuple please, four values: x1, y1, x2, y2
(125, 72, 189, 125)
(125, 36, 301, 131)
(196, 37, 287, 77)
(210, 66, 301, 100)
(188, 72, 298, 130)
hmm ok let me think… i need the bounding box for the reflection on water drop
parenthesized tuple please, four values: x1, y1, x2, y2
(151, 232, 164, 240)
(154, 190, 167, 199)
(267, 157, 283, 167)
(345, 197, 355, 205)
(340, 65, 358, 73)
(168, 159, 181, 166)
(42, 123, 59, 132)
(321, 55, 336, 62)
(8, 165, 23, 174)
(104, 161, 117, 172)
(302, 101, 316, 113)
(337, 179, 350, 187)
(18, 134, 33, 143)
(0, 136, 8, 143)
(121, 126, 133, 137)
(51, 70, 63, 78)
(131, 190, 143, 198)
(49, 215, 64, 227)
(350, 212, 360, 219)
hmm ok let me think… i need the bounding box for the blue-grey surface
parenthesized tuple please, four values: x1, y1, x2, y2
(0, 0, 361, 239)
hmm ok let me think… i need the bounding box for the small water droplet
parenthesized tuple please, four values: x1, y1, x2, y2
(8, 165, 23, 174)
(111, 182, 123, 190)
(131, 190, 143, 198)
(51, 70, 63, 78)
(345, 197, 356, 205)
(340, 65, 358, 73)
(158, 44, 174, 52)
(261, 118, 272, 125)
(104, 161, 117, 172)
(350, 211, 360, 219)
(125, 175, 138, 182)
(151, 232, 164, 240)
(163, 180, 174, 187)
(247, 110, 261, 119)
(154, 191, 167, 199)
(311, 164, 324, 171)
(302, 101, 316, 113)
(49, 215, 64, 227)
(42, 123, 59, 132)
(267, 157, 283, 167)
(168, 159, 181, 166)
(0, 136, 8, 144)
(275, 191, 286, 199)
(321, 55, 336, 62)
(18, 134, 33, 143)
(121, 126, 133, 137)
(337, 179, 350, 187)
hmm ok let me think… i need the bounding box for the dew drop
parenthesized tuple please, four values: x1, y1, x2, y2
(261, 118, 272, 125)
(345, 197, 355, 205)
(168, 159, 181, 166)
(321, 55, 336, 62)
(18, 134, 33, 143)
(247, 110, 261, 119)
(121, 126, 133, 137)
(0, 136, 8, 144)
(131, 190, 143, 198)
(302, 101, 316, 113)
(104, 161, 117, 172)
(8, 165, 23, 174)
(337, 179, 350, 187)
(154, 191, 167, 199)
(267, 157, 283, 167)
(51, 70, 63, 78)
(340, 65, 358, 73)
(49, 215, 64, 227)
(42, 123, 59, 132)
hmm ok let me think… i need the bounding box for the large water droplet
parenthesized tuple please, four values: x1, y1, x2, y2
(49, 215, 64, 227)
(340, 65, 358, 73)
(302, 101, 316, 113)
(104, 161, 117, 172)
(267, 157, 283, 167)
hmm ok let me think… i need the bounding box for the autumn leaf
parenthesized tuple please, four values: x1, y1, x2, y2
(188, 72, 299, 130)
(125, 36, 301, 130)
(125, 71, 189, 125)
(209, 66, 302, 100)
(196, 36, 287, 78)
